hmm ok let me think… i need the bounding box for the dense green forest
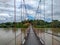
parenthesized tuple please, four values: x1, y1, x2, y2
(0, 21, 29, 28)
(30, 20, 60, 28)
(0, 20, 60, 28)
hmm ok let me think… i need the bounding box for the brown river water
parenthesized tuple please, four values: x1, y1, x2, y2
(0, 28, 60, 45)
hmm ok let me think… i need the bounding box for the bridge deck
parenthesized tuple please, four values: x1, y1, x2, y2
(24, 26, 43, 45)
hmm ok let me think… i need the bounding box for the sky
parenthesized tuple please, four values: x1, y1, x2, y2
(0, 0, 60, 23)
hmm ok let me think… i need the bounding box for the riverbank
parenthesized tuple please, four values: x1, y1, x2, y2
(0, 22, 29, 28)
(0, 20, 60, 28)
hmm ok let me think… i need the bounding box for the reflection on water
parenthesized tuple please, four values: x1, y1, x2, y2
(0, 28, 27, 45)
(0, 28, 15, 45)
(35, 28, 60, 45)
(0, 28, 60, 45)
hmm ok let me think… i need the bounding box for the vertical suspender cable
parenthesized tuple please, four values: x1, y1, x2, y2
(51, 0, 53, 45)
(44, 0, 45, 44)
(34, 0, 41, 39)
(36, 3, 39, 20)
(21, 0, 27, 44)
(21, 0, 22, 45)
(44, 0, 45, 27)
(39, 0, 41, 39)
(23, 0, 27, 21)
(23, 0, 25, 21)
(23, 0, 27, 39)
(51, 0, 53, 27)
(21, 0, 22, 22)
(39, 0, 41, 20)
(14, 0, 16, 45)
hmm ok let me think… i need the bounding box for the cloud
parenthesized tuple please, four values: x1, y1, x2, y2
(18, 4, 34, 10)
(0, 0, 60, 23)
(41, 17, 51, 21)
(0, 13, 11, 17)
(0, 17, 6, 20)
(0, 0, 9, 2)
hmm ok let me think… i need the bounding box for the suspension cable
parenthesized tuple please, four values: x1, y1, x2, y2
(44, 0, 45, 24)
(14, 0, 16, 45)
(44, 0, 46, 45)
(23, 0, 27, 21)
(51, 0, 53, 27)
(21, 0, 27, 44)
(21, 0, 22, 22)
(21, 0, 22, 45)
(21, 0, 27, 21)
(51, 0, 54, 45)
(35, 0, 41, 20)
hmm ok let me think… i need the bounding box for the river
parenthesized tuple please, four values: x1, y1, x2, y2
(0, 28, 60, 45)
(35, 28, 60, 45)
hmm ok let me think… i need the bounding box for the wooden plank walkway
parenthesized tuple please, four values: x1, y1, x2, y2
(24, 26, 43, 45)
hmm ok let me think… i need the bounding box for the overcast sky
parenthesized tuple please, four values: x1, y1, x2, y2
(0, 0, 60, 23)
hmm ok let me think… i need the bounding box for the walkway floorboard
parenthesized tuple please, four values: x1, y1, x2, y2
(24, 26, 43, 45)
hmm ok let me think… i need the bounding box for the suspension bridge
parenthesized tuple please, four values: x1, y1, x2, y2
(14, 0, 53, 45)
(0, 0, 60, 45)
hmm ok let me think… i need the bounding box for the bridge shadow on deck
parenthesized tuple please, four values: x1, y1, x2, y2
(23, 26, 44, 45)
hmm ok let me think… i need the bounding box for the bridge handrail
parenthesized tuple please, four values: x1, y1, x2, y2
(45, 32, 60, 37)
(33, 29, 45, 45)
(22, 28, 30, 45)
